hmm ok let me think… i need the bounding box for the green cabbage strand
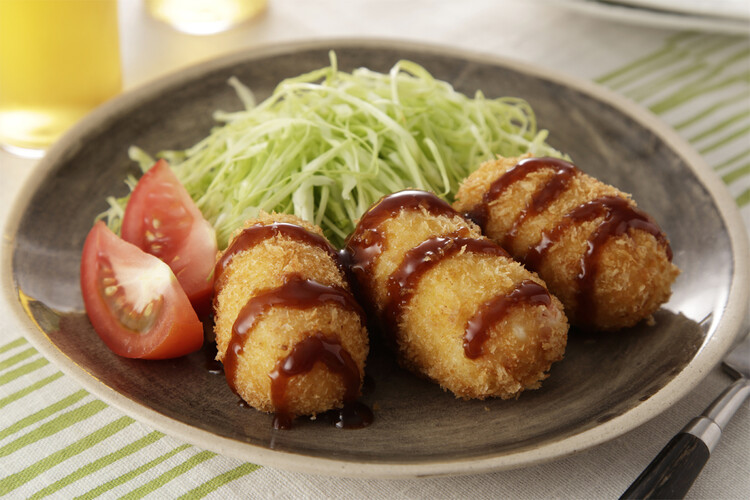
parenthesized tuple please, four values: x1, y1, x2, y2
(103, 52, 564, 248)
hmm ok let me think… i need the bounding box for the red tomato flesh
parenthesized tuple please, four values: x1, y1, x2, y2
(81, 221, 204, 359)
(121, 159, 217, 313)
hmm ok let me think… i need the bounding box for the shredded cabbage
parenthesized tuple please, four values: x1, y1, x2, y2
(102, 52, 565, 248)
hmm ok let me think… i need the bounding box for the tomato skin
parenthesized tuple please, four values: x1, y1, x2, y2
(81, 221, 204, 360)
(121, 159, 217, 314)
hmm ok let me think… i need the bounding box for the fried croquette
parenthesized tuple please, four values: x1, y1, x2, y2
(346, 190, 568, 400)
(453, 154, 680, 330)
(213, 212, 369, 427)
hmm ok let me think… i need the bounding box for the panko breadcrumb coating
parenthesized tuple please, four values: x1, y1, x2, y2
(346, 190, 568, 400)
(213, 212, 369, 426)
(453, 154, 679, 330)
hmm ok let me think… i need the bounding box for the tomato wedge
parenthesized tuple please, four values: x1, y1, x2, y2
(121, 159, 217, 314)
(80, 221, 204, 359)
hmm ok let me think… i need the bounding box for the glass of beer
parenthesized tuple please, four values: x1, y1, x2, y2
(0, 0, 122, 158)
(146, 0, 267, 36)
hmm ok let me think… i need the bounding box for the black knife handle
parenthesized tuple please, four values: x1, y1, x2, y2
(619, 432, 709, 499)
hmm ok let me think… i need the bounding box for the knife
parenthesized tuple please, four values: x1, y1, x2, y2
(620, 331, 750, 499)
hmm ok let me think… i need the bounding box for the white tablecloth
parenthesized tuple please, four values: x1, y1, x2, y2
(1, 0, 748, 498)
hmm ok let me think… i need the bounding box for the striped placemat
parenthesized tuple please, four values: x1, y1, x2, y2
(1, 32, 748, 498)
(0, 337, 259, 498)
(596, 32, 750, 216)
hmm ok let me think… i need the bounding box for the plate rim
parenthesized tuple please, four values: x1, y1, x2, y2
(3, 37, 749, 478)
(607, 0, 750, 21)
(542, 0, 750, 35)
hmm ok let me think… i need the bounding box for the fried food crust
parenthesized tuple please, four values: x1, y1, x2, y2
(453, 154, 680, 330)
(352, 195, 568, 400)
(213, 212, 368, 416)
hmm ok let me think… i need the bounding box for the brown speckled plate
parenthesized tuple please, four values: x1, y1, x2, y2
(3, 39, 748, 477)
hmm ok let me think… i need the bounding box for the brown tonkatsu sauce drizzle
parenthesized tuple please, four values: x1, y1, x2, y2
(467, 157, 672, 325)
(346, 189, 549, 358)
(502, 159, 579, 248)
(269, 332, 371, 430)
(467, 157, 578, 230)
(463, 280, 551, 359)
(345, 189, 459, 279)
(216, 221, 371, 430)
(524, 196, 672, 324)
(215, 222, 342, 287)
(223, 274, 365, 395)
(382, 235, 509, 341)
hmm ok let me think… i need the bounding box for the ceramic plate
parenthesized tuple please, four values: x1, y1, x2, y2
(548, 0, 750, 34)
(610, 0, 749, 21)
(4, 40, 748, 478)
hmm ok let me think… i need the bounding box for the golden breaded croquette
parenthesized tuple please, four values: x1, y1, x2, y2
(453, 154, 680, 330)
(346, 190, 568, 400)
(213, 212, 370, 428)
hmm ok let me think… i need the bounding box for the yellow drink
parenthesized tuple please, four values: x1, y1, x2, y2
(0, 0, 121, 156)
(146, 0, 267, 35)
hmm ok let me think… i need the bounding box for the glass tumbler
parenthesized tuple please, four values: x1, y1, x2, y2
(0, 0, 122, 158)
(146, 0, 267, 36)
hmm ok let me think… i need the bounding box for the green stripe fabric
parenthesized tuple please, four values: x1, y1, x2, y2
(714, 148, 750, 170)
(0, 399, 108, 459)
(119, 450, 217, 500)
(688, 110, 750, 143)
(0, 347, 36, 372)
(176, 462, 261, 499)
(27, 431, 165, 500)
(736, 187, 750, 207)
(0, 337, 28, 355)
(724, 163, 750, 184)
(0, 372, 63, 410)
(0, 389, 88, 441)
(674, 91, 749, 130)
(0, 417, 134, 496)
(698, 124, 750, 155)
(0, 30, 747, 499)
(74, 444, 193, 499)
(597, 32, 698, 88)
(0, 358, 49, 386)
(596, 33, 750, 211)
